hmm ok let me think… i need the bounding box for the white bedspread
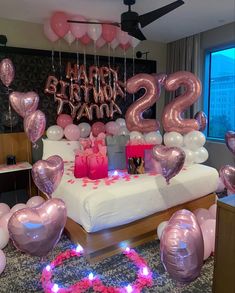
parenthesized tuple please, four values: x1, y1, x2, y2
(52, 163, 218, 232)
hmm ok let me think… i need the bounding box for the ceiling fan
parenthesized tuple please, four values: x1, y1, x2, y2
(68, 0, 185, 41)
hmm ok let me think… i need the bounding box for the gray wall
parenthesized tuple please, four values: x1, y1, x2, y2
(201, 22, 235, 170)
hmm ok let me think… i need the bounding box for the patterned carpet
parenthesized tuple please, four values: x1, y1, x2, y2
(0, 234, 214, 293)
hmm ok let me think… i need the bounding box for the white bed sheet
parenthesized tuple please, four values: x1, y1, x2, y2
(52, 163, 219, 232)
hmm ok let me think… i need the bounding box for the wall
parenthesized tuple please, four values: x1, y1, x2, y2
(201, 22, 235, 170)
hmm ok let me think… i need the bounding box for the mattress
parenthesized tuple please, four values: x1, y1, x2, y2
(52, 163, 219, 232)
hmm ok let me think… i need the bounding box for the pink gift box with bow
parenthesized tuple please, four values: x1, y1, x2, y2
(87, 153, 108, 180)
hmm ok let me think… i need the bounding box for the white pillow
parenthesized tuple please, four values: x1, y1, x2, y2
(42, 139, 81, 162)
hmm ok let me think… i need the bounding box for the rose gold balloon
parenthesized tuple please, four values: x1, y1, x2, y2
(44, 75, 58, 94)
(24, 110, 46, 143)
(219, 165, 235, 193)
(162, 71, 201, 134)
(160, 209, 204, 283)
(89, 103, 101, 120)
(194, 111, 207, 131)
(152, 145, 185, 184)
(8, 198, 67, 257)
(100, 103, 110, 119)
(125, 73, 160, 132)
(76, 103, 92, 121)
(9, 91, 39, 118)
(110, 100, 122, 119)
(225, 131, 235, 156)
(0, 58, 15, 87)
(32, 155, 64, 197)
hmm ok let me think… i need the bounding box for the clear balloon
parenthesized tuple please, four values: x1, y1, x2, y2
(184, 131, 206, 151)
(87, 20, 102, 41)
(160, 209, 204, 283)
(64, 30, 75, 45)
(193, 147, 209, 163)
(26, 196, 45, 208)
(0, 203, 10, 218)
(162, 71, 202, 134)
(144, 132, 162, 145)
(43, 19, 59, 42)
(0, 58, 15, 87)
(157, 221, 168, 239)
(102, 23, 117, 43)
(0, 250, 6, 275)
(225, 131, 235, 156)
(164, 132, 183, 147)
(153, 145, 185, 184)
(9, 91, 39, 118)
(92, 122, 106, 137)
(8, 198, 67, 257)
(219, 165, 235, 193)
(32, 155, 64, 197)
(194, 208, 211, 225)
(117, 29, 130, 45)
(46, 125, 64, 141)
(202, 231, 212, 260)
(130, 37, 140, 48)
(116, 118, 126, 128)
(11, 203, 27, 214)
(78, 122, 91, 138)
(70, 15, 88, 39)
(56, 114, 73, 129)
(96, 37, 106, 49)
(194, 111, 207, 131)
(50, 11, 69, 38)
(0, 227, 9, 249)
(117, 126, 129, 136)
(216, 177, 225, 193)
(208, 204, 217, 219)
(24, 110, 46, 143)
(110, 38, 119, 50)
(64, 124, 80, 141)
(200, 219, 216, 252)
(105, 121, 119, 136)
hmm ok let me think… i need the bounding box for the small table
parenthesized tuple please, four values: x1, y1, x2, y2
(0, 162, 32, 206)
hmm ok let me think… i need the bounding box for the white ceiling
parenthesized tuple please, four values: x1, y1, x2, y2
(0, 0, 234, 43)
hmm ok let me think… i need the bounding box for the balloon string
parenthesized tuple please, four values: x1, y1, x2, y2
(94, 41, 98, 90)
(83, 46, 86, 69)
(7, 87, 13, 135)
(108, 43, 111, 87)
(51, 49, 55, 73)
(112, 49, 115, 68)
(132, 47, 135, 102)
(76, 39, 79, 68)
(58, 40, 62, 80)
(124, 50, 127, 97)
(26, 141, 32, 197)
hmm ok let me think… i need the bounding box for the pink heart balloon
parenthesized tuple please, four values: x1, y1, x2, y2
(152, 145, 185, 184)
(225, 131, 235, 156)
(160, 209, 204, 283)
(32, 155, 64, 197)
(9, 91, 39, 118)
(0, 58, 15, 87)
(219, 165, 235, 193)
(194, 111, 207, 131)
(8, 198, 67, 257)
(24, 110, 46, 143)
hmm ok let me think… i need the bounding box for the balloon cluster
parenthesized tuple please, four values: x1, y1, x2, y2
(44, 12, 140, 50)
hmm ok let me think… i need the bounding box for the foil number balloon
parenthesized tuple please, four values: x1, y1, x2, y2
(162, 71, 202, 134)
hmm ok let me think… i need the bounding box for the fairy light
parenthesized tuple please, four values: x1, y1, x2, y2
(126, 284, 133, 293)
(51, 284, 59, 293)
(45, 265, 51, 272)
(88, 272, 94, 280)
(125, 247, 130, 253)
(113, 170, 118, 176)
(75, 244, 83, 253)
(142, 267, 149, 276)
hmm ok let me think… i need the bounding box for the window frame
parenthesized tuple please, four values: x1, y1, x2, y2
(203, 43, 235, 142)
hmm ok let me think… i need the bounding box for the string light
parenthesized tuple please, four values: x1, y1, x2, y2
(45, 265, 51, 272)
(51, 284, 59, 293)
(88, 272, 94, 281)
(125, 247, 130, 253)
(126, 284, 133, 293)
(142, 267, 149, 276)
(75, 244, 83, 253)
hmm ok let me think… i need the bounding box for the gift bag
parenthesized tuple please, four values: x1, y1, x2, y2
(127, 157, 145, 174)
(106, 135, 130, 170)
(126, 144, 155, 166)
(87, 153, 108, 180)
(74, 154, 89, 178)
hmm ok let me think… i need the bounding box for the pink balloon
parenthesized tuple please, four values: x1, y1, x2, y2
(117, 29, 130, 45)
(225, 131, 235, 156)
(152, 145, 185, 184)
(200, 219, 216, 252)
(162, 71, 201, 134)
(32, 155, 64, 197)
(70, 15, 88, 39)
(56, 114, 73, 129)
(160, 209, 204, 283)
(80, 34, 91, 45)
(0, 212, 13, 231)
(102, 23, 117, 43)
(91, 122, 105, 137)
(105, 121, 119, 135)
(208, 204, 217, 219)
(50, 12, 69, 38)
(0, 203, 10, 218)
(11, 203, 27, 214)
(0, 250, 6, 275)
(26, 196, 45, 208)
(64, 124, 80, 141)
(0, 58, 15, 87)
(9, 91, 39, 118)
(125, 74, 161, 133)
(194, 208, 211, 225)
(96, 37, 106, 49)
(24, 110, 46, 143)
(43, 19, 59, 42)
(120, 42, 131, 51)
(8, 198, 67, 257)
(219, 165, 235, 193)
(194, 111, 207, 132)
(202, 231, 212, 260)
(216, 177, 225, 193)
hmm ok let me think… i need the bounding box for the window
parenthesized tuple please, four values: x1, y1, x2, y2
(205, 46, 235, 140)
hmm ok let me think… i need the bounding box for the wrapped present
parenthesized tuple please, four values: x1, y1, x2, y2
(87, 153, 108, 180)
(125, 144, 155, 165)
(105, 135, 130, 170)
(144, 149, 160, 173)
(74, 154, 89, 178)
(127, 157, 145, 174)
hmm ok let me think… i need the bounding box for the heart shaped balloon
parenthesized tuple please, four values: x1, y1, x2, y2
(152, 145, 185, 184)
(160, 209, 204, 283)
(9, 91, 39, 118)
(219, 165, 235, 193)
(24, 110, 46, 143)
(225, 131, 235, 156)
(0, 58, 15, 87)
(194, 111, 207, 131)
(32, 155, 64, 197)
(8, 198, 67, 257)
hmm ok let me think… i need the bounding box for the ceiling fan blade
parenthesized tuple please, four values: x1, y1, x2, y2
(128, 27, 146, 41)
(139, 0, 184, 28)
(67, 20, 120, 27)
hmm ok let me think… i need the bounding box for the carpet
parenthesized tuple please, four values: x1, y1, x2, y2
(0, 234, 214, 293)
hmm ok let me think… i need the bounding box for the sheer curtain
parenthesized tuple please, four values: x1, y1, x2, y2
(165, 33, 201, 117)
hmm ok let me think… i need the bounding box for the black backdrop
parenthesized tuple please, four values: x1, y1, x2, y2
(0, 46, 156, 133)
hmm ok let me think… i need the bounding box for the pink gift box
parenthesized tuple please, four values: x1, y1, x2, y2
(74, 154, 89, 178)
(87, 154, 108, 180)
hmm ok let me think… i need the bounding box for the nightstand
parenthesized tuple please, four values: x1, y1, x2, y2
(0, 162, 32, 207)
